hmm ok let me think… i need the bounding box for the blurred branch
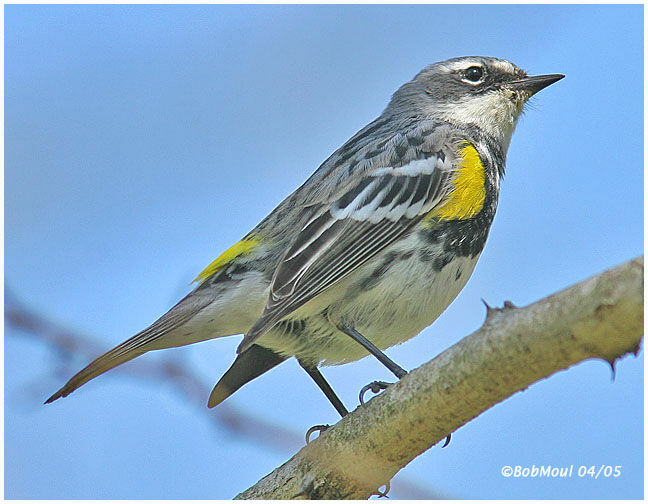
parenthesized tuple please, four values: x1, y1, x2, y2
(236, 257, 643, 499)
(4, 288, 444, 499)
(4, 288, 302, 450)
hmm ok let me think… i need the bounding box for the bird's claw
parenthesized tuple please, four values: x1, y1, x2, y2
(305, 424, 329, 444)
(359, 380, 392, 405)
(371, 481, 391, 498)
(442, 434, 451, 447)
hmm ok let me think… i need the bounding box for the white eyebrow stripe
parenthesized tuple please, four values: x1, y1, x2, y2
(490, 59, 515, 73)
(443, 59, 484, 72)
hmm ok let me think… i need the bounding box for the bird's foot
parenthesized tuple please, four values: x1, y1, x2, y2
(371, 481, 391, 498)
(305, 424, 329, 444)
(358, 379, 451, 448)
(359, 380, 393, 405)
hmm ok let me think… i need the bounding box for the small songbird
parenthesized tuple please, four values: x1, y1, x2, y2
(46, 56, 563, 418)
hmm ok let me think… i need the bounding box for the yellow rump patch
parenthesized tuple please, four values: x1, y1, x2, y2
(426, 142, 486, 222)
(193, 236, 260, 283)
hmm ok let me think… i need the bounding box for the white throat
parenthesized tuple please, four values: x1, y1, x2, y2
(431, 91, 524, 153)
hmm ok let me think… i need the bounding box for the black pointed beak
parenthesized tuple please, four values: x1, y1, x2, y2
(509, 74, 564, 96)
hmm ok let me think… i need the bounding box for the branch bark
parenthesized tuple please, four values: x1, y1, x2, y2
(236, 256, 644, 499)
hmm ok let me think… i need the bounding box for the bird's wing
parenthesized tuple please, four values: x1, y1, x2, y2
(239, 148, 457, 352)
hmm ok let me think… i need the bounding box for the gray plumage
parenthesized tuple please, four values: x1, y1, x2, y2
(46, 56, 563, 409)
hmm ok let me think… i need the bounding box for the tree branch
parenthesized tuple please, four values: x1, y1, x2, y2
(236, 256, 644, 499)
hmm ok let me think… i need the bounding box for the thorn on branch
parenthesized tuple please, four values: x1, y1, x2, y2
(481, 298, 494, 320)
(631, 339, 642, 357)
(482, 299, 518, 322)
(605, 358, 617, 382)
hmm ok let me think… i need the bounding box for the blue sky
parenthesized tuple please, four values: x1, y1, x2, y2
(5, 4, 643, 499)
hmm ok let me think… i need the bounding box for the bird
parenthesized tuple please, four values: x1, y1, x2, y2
(46, 56, 563, 419)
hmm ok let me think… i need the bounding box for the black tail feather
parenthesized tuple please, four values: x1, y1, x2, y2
(208, 344, 286, 407)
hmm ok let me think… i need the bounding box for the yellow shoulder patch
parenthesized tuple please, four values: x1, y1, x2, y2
(193, 235, 260, 283)
(427, 142, 486, 222)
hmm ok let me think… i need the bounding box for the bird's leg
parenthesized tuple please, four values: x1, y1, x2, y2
(338, 324, 451, 447)
(298, 343, 451, 448)
(338, 324, 408, 379)
(298, 360, 349, 444)
(299, 360, 349, 417)
(337, 323, 407, 405)
(338, 323, 408, 404)
(298, 361, 394, 498)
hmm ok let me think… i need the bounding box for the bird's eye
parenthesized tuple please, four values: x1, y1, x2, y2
(463, 66, 484, 83)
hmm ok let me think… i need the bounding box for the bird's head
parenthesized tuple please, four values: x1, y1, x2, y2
(389, 56, 564, 151)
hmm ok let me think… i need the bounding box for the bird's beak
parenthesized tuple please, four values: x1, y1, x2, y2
(509, 73, 564, 96)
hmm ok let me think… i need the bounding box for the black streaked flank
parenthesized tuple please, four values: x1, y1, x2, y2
(400, 251, 414, 261)
(433, 254, 453, 271)
(357, 250, 415, 290)
(420, 227, 443, 245)
(366, 251, 398, 284)
(418, 247, 452, 271)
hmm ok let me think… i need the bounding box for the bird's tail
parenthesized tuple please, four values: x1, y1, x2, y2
(46, 288, 216, 404)
(45, 338, 148, 403)
(208, 344, 286, 408)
